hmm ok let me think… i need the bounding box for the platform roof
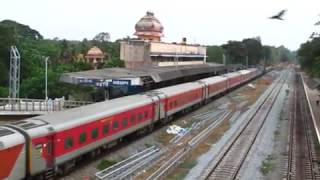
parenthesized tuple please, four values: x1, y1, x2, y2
(59, 63, 242, 86)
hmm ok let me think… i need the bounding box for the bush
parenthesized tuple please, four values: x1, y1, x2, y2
(97, 159, 117, 170)
(0, 86, 8, 97)
(260, 155, 275, 175)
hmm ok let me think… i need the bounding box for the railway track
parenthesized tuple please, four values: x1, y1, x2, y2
(145, 111, 230, 180)
(200, 70, 289, 180)
(60, 70, 266, 180)
(95, 146, 162, 180)
(284, 74, 320, 180)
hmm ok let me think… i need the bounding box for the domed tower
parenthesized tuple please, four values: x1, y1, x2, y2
(85, 46, 105, 69)
(134, 11, 164, 41)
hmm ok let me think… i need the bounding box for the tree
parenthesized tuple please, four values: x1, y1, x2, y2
(59, 39, 72, 64)
(298, 37, 320, 77)
(206, 46, 224, 63)
(222, 41, 247, 64)
(0, 24, 16, 86)
(278, 45, 294, 62)
(262, 46, 272, 63)
(104, 57, 124, 68)
(93, 32, 111, 43)
(0, 20, 43, 40)
(242, 38, 263, 65)
(79, 38, 91, 54)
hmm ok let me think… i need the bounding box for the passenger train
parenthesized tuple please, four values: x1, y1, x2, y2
(0, 68, 262, 180)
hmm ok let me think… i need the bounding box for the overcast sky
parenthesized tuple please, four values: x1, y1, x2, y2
(1, 0, 319, 50)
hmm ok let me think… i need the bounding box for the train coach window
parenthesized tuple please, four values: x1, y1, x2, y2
(79, 133, 86, 143)
(64, 137, 73, 149)
(122, 118, 128, 127)
(113, 121, 119, 130)
(91, 128, 99, 139)
(174, 101, 178, 107)
(103, 124, 109, 134)
(169, 102, 173, 108)
(130, 115, 136, 123)
(144, 111, 148, 118)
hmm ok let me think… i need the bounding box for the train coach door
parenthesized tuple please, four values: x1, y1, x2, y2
(197, 81, 207, 101)
(43, 135, 54, 167)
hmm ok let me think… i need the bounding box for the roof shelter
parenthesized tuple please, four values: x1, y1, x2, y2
(59, 63, 242, 89)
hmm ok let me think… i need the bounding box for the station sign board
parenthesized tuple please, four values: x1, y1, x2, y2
(111, 79, 131, 86)
(77, 78, 132, 87)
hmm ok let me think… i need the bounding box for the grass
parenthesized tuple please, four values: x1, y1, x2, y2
(314, 141, 320, 152)
(144, 142, 152, 148)
(167, 160, 197, 180)
(97, 159, 118, 170)
(260, 154, 275, 175)
(179, 160, 197, 169)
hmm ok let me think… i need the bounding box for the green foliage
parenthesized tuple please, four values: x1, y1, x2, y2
(97, 159, 117, 170)
(93, 32, 110, 43)
(221, 38, 293, 66)
(206, 46, 224, 63)
(0, 24, 16, 85)
(242, 38, 263, 65)
(262, 46, 272, 65)
(260, 154, 275, 175)
(104, 57, 124, 68)
(0, 19, 296, 100)
(0, 20, 43, 40)
(298, 37, 320, 77)
(278, 45, 294, 62)
(0, 86, 8, 97)
(222, 41, 247, 64)
(179, 160, 196, 169)
(0, 20, 122, 100)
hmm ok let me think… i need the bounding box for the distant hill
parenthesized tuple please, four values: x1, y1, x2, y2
(0, 19, 43, 40)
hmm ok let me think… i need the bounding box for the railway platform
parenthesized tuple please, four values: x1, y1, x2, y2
(301, 73, 320, 144)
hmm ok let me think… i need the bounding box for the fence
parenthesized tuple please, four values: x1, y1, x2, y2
(0, 97, 92, 112)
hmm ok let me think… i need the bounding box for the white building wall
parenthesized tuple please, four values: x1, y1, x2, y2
(150, 42, 206, 55)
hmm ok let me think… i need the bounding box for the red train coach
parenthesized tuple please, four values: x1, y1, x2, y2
(0, 68, 262, 179)
(0, 126, 26, 180)
(1, 94, 160, 178)
(224, 72, 242, 89)
(155, 82, 205, 116)
(41, 94, 158, 173)
(198, 76, 228, 99)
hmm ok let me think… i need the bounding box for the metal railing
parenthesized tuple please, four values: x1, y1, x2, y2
(0, 97, 92, 112)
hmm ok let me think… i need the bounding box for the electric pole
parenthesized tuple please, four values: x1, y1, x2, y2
(9, 46, 20, 99)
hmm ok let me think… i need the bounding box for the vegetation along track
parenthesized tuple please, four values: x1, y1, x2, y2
(284, 73, 320, 180)
(200, 70, 290, 180)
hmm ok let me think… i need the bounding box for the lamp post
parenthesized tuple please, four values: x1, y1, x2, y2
(246, 55, 249, 67)
(44, 57, 49, 100)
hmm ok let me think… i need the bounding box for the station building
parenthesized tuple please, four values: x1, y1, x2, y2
(60, 11, 242, 100)
(120, 11, 207, 68)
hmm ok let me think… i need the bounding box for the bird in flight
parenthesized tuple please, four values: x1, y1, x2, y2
(269, 10, 287, 20)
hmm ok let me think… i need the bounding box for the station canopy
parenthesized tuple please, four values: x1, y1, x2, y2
(59, 63, 242, 87)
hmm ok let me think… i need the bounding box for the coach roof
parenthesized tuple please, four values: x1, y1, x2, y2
(26, 94, 153, 131)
